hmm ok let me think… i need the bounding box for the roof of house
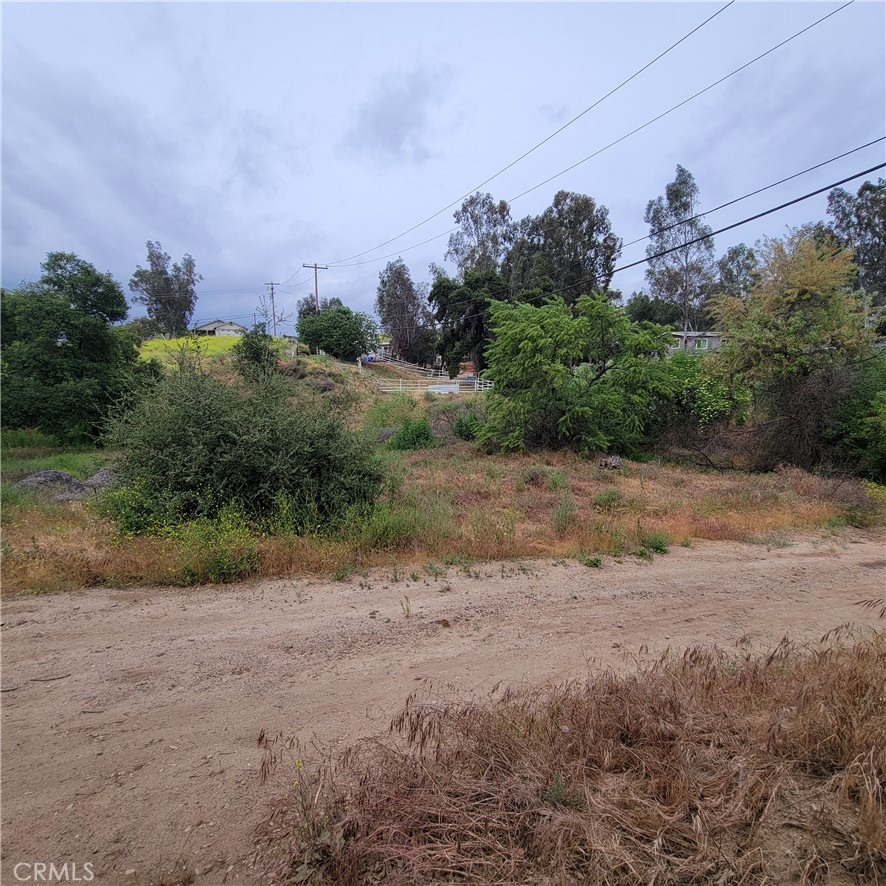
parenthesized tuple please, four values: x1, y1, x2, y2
(193, 319, 248, 331)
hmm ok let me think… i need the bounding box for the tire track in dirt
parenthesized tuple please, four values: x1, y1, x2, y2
(2, 535, 884, 884)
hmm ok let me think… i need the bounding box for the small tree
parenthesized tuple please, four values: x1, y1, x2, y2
(297, 306, 376, 361)
(231, 324, 281, 378)
(129, 241, 202, 337)
(479, 295, 677, 452)
(710, 229, 871, 469)
(104, 367, 384, 533)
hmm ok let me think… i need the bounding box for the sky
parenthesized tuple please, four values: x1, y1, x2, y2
(2, 1, 884, 335)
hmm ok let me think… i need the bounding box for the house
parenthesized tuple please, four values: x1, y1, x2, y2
(670, 331, 724, 351)
(193, 319, 248, 337)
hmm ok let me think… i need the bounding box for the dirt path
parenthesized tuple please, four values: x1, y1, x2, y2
(2, 535, 884, 885)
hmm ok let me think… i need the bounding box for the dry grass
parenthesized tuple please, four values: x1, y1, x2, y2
(2, 445, 882, 593)
(254, 631, 886, 885)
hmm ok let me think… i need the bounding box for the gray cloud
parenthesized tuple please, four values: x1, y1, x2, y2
(340, 64, 449, 166)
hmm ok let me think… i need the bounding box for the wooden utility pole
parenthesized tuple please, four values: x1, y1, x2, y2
(264, 282, 280, 337)
(302, 263, 328, 312)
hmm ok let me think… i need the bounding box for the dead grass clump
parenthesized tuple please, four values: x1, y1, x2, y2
(255, 633, 886, 885)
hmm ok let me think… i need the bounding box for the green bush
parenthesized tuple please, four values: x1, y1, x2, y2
(1, 428, 61, 450)
(452, 406, 482, 441)
(389, 417, 436, 451)
(174, 507, 260, 584)
(642, 531, 670, 554)
(102, 365, 383, 533)
(230, 324, 283, 378)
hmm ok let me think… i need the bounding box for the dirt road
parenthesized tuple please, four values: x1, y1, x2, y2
(2, 535, 884, 885)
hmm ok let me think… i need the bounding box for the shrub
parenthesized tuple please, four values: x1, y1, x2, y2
(452, 406, 482, 441)
(103, 366, 383, 533)
(388, 417, 436, 451)
(174, 507, 260, 584)
(642, 530, 670, 554)
(230, 324, 283, 378)
(593, 488, 622, 509)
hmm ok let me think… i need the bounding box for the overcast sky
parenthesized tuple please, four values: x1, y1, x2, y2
(2, 1, 884, 333)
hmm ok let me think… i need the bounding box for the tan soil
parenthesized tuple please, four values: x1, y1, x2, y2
(2, 535, 884, 885)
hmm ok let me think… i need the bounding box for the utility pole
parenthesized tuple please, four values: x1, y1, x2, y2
(264, 282, 279, 337)
(302, 263, 328, 312)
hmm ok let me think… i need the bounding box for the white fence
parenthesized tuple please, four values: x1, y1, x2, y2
(366, 354, 445, 377)
(375, 378, 493, 394)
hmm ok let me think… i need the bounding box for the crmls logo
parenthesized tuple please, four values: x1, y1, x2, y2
(13, 863, 95, 882)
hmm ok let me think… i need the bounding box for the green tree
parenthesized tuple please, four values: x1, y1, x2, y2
(297, 305, 376, 361)
(479, 295, 676, 452)
(1, 252, 152, 442)
(716, 243, 758, 300)
(645, 166, 716, 342)
(710, 230, 871, 469)
(429, 270, 514, 375)
(104, 367, 383, 533)
(826, 177, 886, 329)
(503, 191, 621, 303)
(375, 259, 434, 362)
(445, 192, 514, 275)
(624, 291, 681, 327)
(129, 241, 202, 337)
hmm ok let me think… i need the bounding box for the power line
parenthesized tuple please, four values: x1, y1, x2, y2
(330, 0, 857, 270)
(622, 136, 885, 250)
(325, 0, 736, 266)
(447, 162, 885, 324)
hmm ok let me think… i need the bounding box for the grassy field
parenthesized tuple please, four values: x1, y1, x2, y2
(2, 357, 883, 593)
(2, 426, 881, 593)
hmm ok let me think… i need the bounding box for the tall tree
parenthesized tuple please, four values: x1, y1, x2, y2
(129, 241, 202, 337)
(1, 253, 151, 442)
(429, 270, 513, 375)
(644, 166, 716, 343)
(296, 294, 343, 320)
(502, 191, 621, 304)
(624, 291, 681, 326)
(716, 243, 758, 300)
(826, 177, 886, 326)
(445, 192, 514, 276)
(375, 259, 433, 362)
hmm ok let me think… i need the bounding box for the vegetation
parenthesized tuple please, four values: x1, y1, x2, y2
(375, 259, 435, 364)
(256, 632, 886, 885)
(644, 165, 716, 339)
(1, 252, 157, 443)
(129, 240, 202, 337)
(102, 357, 382, 534)
(479, 295, 675, 452)
(230, 323, 284, 378)
(297, 305, 376, 361)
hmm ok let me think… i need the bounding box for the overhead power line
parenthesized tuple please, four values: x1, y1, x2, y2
(447, 162, 886, 324)
(622, 135, 885, 250)
(324, 0, 737, 266)
(330, 0, 857, 270)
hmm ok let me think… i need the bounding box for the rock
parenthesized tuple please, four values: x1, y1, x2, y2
(376, 427, 397, 443)
(84, 467, 116, 489)
(16, 470, 86, 493)
(598, 455, 624, 470)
